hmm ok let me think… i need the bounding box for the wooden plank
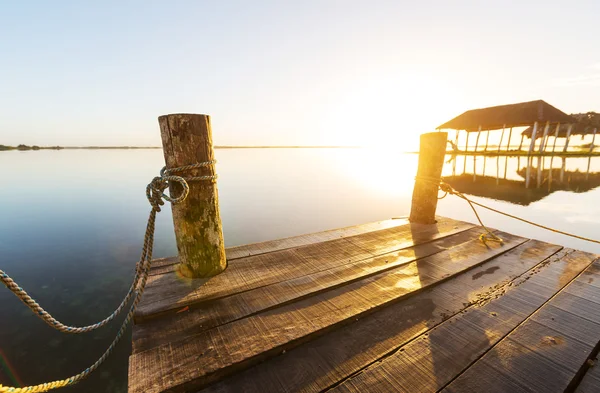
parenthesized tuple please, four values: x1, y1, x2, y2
(329, 250, 595, 393)
(128, 231, 527, 393)
(148, 219, 410, 276)
(225, 218, 409, 260)
(199, 239, 563, 393)
(135, 217, 473, 321)
(442, 256, 600, 393)
(148, 219, 409, 276)
(577, 363, 600, 392)
(133, 227, 484, 353)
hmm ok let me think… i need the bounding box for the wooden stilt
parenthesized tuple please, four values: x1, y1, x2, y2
(474, 126, 482, 152)
(548, 157, 553, 191)
(454, 130, 459, 152)
(484, 129, 490, 152)
(482, 156, 487, 176)
(537, 157, 543, 188)
(539, 121, 550, 153)
(590, 128, 597, 153)
(498, 126, 505, 153)
(528, 122, 539, 154)
(518, 134, 525, 151)
(586, 156, 592, 180)
(496, 157, 500, 185)
(452, 155, 456, 176)
(563, 124, 573, 152)
(525, 157, 532, 188)
(551, 123, 560, 153)
(506, 127, 513, 152)
(465, 132, 470, 152)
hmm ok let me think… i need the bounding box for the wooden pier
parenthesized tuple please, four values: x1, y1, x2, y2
(128, 117, 600, 392)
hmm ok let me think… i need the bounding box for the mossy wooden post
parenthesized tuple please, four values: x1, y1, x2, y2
(409, 132, 448, 224)
(158, 113, 227, 278)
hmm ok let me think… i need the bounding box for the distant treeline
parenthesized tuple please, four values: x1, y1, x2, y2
(0, 144, 160, 151)
(0, 144, 62, 151)
(1, 144, 357, 151)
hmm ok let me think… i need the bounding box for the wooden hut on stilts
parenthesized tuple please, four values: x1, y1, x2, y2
(438, 100, 575, 155)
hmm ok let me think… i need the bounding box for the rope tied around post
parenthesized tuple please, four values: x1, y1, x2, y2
(415, 175, 504, 244)
(417, 175, 600, 247)
(0, 161, 216, 393)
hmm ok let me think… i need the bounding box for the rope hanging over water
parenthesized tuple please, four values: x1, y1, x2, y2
(418, 175, 600, 246)
(0, 161, 216, 393)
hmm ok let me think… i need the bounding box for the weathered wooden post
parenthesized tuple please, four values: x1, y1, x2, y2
(506, 127, 513, 151)
(409, 132, 448, 224)
(589, 128, 597, 153)
(158, 113, 227, 278)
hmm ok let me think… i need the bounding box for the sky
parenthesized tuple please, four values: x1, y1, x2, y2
(1, 0, 599, 149)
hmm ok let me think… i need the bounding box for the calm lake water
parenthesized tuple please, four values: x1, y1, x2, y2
(2, 148, 600, 392)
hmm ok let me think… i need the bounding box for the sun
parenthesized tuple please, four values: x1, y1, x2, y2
(319, 73, 459, 150)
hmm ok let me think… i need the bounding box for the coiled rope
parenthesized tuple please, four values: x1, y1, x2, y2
(419, 175, 600, 246)
(0, 161, 216, 393)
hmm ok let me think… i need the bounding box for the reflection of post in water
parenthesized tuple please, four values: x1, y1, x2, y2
(504, 156, 509, 179)
(560, 157, 566, 182)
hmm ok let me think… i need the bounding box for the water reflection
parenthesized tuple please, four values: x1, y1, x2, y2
(443, 155, 600, 206)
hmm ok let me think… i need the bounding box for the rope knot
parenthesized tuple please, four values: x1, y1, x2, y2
(146, 161, 217, 211)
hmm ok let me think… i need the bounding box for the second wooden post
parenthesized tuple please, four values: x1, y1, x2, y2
(409, 132, 448, 224)
(158, 113, 227, 278)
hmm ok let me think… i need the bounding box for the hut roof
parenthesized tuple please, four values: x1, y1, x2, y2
(437, 100, 575, 132)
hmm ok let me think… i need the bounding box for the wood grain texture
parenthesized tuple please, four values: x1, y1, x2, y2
(410, 132, 448, 224)
(133, 227, 483, 353)
(198, 239, 563, 393)
(577, 362, 600, 392)
(128, 230, 527, 393)
(442, 255, 600, 393)
(332, 249, 595, 393)
(159, 114, 226, 278)
(135, 217, 474, 321)
(148, 219, 411, 276)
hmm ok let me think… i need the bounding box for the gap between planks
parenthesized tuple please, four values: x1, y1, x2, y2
(198, 239, 567, 393)
(135, 217, 474, 322)
(129, 228, 528, 393)
(133, 226, 486, 353)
